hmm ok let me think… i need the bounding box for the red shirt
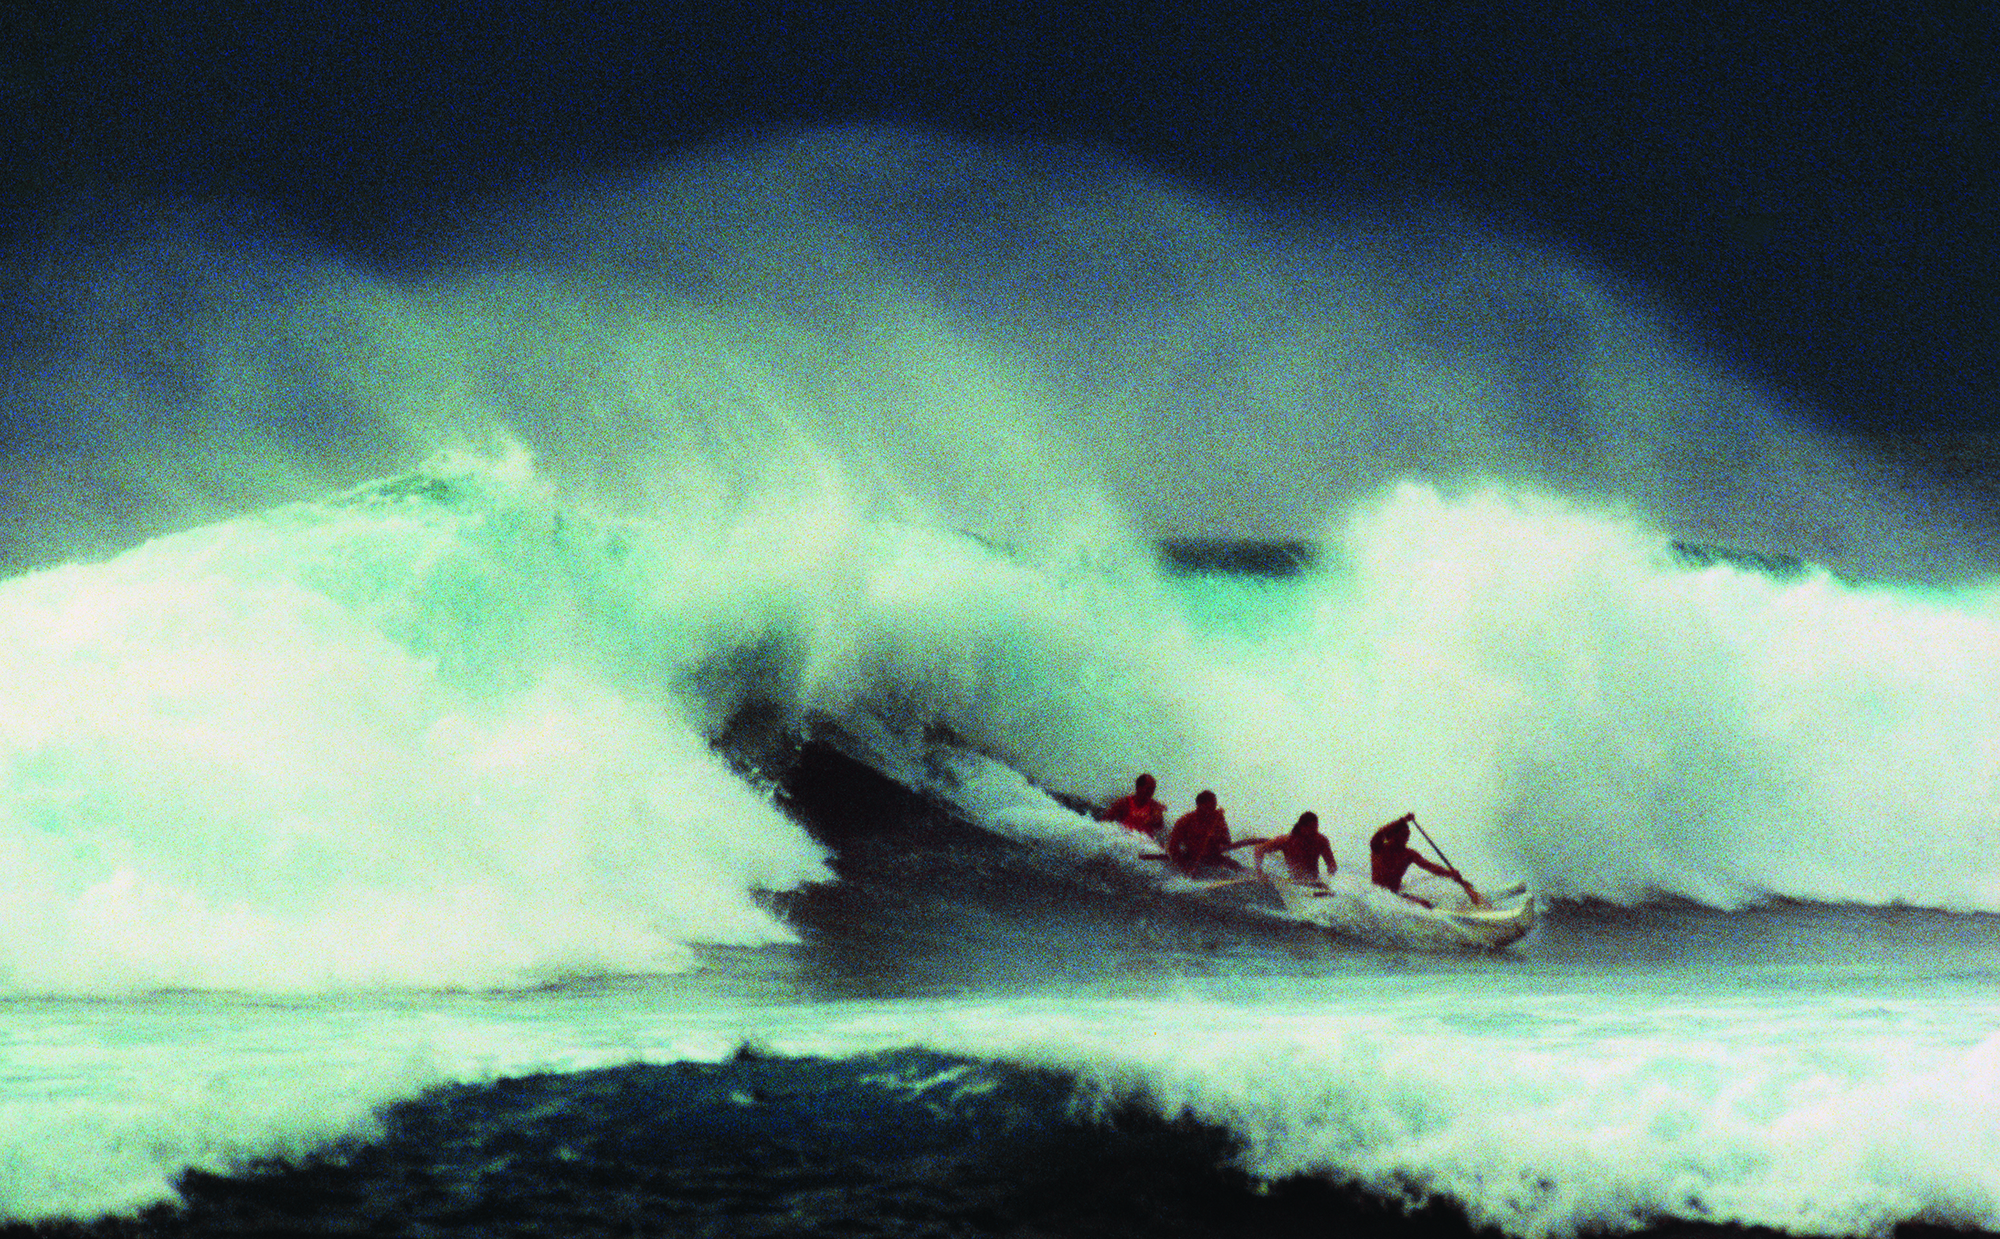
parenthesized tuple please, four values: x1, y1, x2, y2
(1370, 839, 1446, 890)
(1105, 794, 1166, 837)
(1167, 807, 1231, 873)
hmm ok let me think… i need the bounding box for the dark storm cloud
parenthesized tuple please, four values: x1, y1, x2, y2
(3, 0, 1994, 439)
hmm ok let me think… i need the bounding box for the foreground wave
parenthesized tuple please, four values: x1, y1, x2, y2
(11, 1046, 1985, 1239)
(16, 1050, 1296, 1239)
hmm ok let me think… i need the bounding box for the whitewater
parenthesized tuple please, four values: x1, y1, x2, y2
(2, 127, 1996, 1236)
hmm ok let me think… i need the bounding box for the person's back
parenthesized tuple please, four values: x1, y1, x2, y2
(1369, 813, 1475, 908)
(1368, 827, 1416, 887)
(1370, 823, 1419, 890)
(1167, 790, 1234, 874)
(1256, 812, 1335, 884)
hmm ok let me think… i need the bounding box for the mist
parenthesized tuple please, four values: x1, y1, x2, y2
(5, 125, 1990, 582)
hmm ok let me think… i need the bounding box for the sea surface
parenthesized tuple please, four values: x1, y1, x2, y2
(0, 456, 1995, 1238)
(5, 135, 1999, 1236)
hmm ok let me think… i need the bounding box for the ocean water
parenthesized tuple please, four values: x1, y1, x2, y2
(5, 129, 1998, 1236)
(3, 455, 1996, 1237)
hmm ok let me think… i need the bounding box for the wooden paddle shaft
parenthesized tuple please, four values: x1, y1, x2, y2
(1408, 816, 1460, 876)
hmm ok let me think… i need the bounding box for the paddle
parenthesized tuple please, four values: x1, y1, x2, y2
(1408, 815, 1487, 907)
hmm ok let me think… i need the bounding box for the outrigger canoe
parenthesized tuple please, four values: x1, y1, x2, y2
(1267, 873, 1535, 951)
(812, 722, 1535, 951)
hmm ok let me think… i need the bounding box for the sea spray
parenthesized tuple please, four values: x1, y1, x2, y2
(6, 434, 1994, 1002)
(0, 455, 832, 994)
(1046, 480, 2000, 913)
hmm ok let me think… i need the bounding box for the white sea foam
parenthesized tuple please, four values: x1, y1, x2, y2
(821, 474, 2000, 918)
(988, 982, 2000, 1238)
(4, 434, 1995, 1003)
(18, 976, 1987, 1236)
(0, 939, 1994, 1232)
(0, 997, 443, 1222)
(1164, 482, 2000, 913)
(0, 457, 833, 995)
(1319, 483, 2000, 911)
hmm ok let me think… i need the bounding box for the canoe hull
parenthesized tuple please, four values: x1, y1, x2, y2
(1270, 876, 1535, 951)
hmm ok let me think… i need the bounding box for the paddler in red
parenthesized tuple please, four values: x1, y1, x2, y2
(1100, 773, 1167, 838)
(1166, 790, 1255, 875)
(1253, 811, 1336, 885)
(1369, 813, 1478, 908)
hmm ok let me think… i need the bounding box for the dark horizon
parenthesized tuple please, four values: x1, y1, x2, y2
(5, 0, 1993, 445)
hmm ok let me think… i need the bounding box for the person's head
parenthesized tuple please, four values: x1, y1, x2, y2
(1134, 773, 1156, 798)
(1377, 816, 1411, 846)
(1295, 811, 1319, 834)
(1195, 789, 1217, 809)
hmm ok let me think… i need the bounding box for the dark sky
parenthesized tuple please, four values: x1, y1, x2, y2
(6, 0, 1995, 438)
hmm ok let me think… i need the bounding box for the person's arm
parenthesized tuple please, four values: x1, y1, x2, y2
(1318, 838, 1337, 877)
(1409, 853, 1484, 903)
(1252, 836, 1280, 877)
(1409, 853, 1455, 879)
